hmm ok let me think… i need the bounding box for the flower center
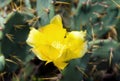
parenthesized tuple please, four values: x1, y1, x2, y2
(51, 41, 64, 49)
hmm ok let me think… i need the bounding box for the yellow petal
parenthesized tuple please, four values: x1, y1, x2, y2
(32, 44, 60, 62)
(61, 31, 87, 61)
(39, 24, 66, 42)
(50, 15, 63, 28)
(26, 27, 47, 47)
(53, 60, 68, 70)
(66, 31, 86, 43)
(62, 42, 87, 61)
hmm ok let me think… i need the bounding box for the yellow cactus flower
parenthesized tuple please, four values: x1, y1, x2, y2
(26, 15, 87, 70)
